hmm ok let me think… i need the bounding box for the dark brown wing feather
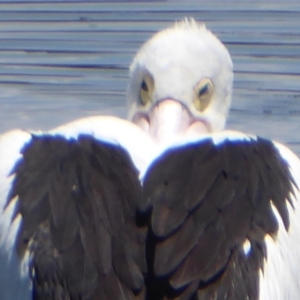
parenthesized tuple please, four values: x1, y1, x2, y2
(8, 134, 146, 300)
(6, 134, 295, 300)
(142, 137, 294, 300)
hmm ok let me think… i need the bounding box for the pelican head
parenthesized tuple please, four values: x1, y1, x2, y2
(127, 19, 233, 145)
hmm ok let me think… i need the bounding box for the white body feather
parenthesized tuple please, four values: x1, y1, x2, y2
(259, 142, 300, 300)
(0, 130, 32, 300)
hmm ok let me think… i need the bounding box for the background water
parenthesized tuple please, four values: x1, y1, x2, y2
(0, 0, 300, 154)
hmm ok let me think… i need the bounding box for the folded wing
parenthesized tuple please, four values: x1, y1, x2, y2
(142, 132, 298, 300)
(2, 133, 146, 300)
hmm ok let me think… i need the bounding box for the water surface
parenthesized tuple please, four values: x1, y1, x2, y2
(0, 1, 300, 154)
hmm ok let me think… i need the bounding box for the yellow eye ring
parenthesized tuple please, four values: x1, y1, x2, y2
(193, 78, 213, 112)
(140, 73, 154, 106)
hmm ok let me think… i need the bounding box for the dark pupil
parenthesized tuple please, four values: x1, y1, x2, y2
(141, 80, 148, 92)
(199, 83, 209, 97)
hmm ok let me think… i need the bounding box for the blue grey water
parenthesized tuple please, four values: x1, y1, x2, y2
(0, 0, 300, 155)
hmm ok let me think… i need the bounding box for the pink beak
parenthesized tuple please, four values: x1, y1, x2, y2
(133, 100, 209, 145)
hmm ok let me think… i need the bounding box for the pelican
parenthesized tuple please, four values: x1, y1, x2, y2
(0, 19, 300, 300)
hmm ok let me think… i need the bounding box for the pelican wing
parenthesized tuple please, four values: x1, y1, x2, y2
(142, 131, 299, 299)
(0, 127, 150, 300)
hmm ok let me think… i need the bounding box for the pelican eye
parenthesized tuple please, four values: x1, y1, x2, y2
(140, 73, 154, 106)
(198, 83, 210, 97)
(193, 78, 213, 112)
(141, 80, 149, 92)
